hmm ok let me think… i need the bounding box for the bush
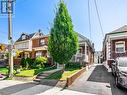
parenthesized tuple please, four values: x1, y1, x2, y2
(25, 58, 34, 69)
(65, 62, 82, 69)
(20, 58, 27, 69)
(34, 57, 47, 69)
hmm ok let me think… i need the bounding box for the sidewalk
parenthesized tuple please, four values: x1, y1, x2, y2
(36, 87, 97, 95)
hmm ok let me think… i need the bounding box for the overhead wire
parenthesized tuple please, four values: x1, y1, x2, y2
(88, 0, 92, 40)
(94, 0, 104, 37)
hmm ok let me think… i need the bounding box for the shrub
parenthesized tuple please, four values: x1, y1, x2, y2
(25, 58, 34, 69)
(20, 58, 27, 69)
(34, 57, 47, 69)
(65, 62, 82, 69)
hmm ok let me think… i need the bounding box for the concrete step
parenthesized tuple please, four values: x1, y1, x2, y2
(36, 76, 46, 79)
(38, 73, 49, 77)
(33, 79, 41, 82)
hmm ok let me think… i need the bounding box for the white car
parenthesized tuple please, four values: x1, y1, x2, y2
(111, 57, 127, 88)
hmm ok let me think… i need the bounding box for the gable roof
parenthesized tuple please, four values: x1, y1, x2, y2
(16, 33, 35, 42)
(107, 25, 127, 35)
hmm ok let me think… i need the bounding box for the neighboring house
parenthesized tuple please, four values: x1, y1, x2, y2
(102, 25, 127, 68)
(14, 30, 46, 65)
(71, 33, 95, 65)
(31, 35, 48, 58)
(14, 30, 44, 58)
(14, 31, 94, 65)
(0, 43, 8, 67)
(0, 43, 8, 59)
(94, 51, 102, 63)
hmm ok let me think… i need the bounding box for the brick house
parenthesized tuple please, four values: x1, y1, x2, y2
(31, 35, 48, 58)
(102, 25, 127, 68)
(14, 31, 94, 65)
(71, 33, 95, 65)
(14, 30, 47, 64)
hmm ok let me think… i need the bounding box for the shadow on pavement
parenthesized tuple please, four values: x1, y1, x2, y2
(87, 65, 127, 95)
(0, 82, 36, 95)
(39, 79, 59, 87)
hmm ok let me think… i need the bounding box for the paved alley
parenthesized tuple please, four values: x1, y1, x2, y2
(68, 64, 127, 95)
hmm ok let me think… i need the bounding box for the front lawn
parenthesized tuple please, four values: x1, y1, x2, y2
(0, 68, 8, 75)
(15, 66, 56, 77)
(15, 69, 36, 77)
(45, 68, 80, 80)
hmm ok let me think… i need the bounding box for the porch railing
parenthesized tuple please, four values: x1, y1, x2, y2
(71, 53, 86, 62)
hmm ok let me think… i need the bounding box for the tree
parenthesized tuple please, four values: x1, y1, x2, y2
(48, 0, 78, 70)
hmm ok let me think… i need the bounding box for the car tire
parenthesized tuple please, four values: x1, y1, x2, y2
(115, 77, 120, 88)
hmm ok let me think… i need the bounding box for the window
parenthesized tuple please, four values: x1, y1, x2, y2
(115, 41, 125, 53)
(22, 35, 26, 40)
(40, 39, 45, 46)
(36, 51, 42, 57)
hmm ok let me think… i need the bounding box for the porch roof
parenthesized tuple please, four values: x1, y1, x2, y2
(33, 46, 47, 51)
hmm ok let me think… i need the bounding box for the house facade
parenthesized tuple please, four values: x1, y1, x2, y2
(71, 33, 95, 65)
(14, 30, 49, 65)
(102, 25, 127, 67)
(94, 51, 103, 64)
(14, 31, 94, 65)
(31, 35, 48, 58)
(0, 43, 8, 59)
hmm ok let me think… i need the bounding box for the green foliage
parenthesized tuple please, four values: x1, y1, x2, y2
(20, 58, 28, 69)
(5, 52, 9, 58)
(65, 62, 82, 69)
(0, 67, 8, 75)
(34, 57, 47, 69)
(48, 1, 78, 65)
(25, 58, 34, 69)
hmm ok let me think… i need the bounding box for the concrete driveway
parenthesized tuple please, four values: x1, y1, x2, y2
(68, 64, 127, 95)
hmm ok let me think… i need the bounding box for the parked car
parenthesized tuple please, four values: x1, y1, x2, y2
(111, 57, 127, 88)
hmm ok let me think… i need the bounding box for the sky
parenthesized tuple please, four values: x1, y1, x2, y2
(0, 0, 127, 51)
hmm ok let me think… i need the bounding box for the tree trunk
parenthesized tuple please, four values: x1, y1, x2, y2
(62, 64, 65, 72)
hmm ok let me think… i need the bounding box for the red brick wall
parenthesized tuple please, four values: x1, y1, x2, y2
(111, 39, 127, 59)
(32, 37, 48, 48)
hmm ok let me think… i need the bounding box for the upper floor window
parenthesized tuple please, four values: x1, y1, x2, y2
(40, 39, 45, 46)
(22, 35, 26, 40)
(115, 41, 125, 53)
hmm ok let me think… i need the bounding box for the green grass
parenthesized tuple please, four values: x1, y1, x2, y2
(0, 68, 8, 75)
(45, 68, 80, 80)
(16, 69, 36, 77)
(15, 66, 56, 77)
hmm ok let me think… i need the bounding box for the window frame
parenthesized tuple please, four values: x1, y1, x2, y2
(115, 41, 125, 53)
(40, 39, 45, 46)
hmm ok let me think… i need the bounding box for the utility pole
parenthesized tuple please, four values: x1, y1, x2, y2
(8, 0, 13, 78)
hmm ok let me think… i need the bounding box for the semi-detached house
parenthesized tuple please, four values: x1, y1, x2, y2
(14, 30, 49, 65)
(102, 25, 127, 69)
(14, 31, 94, 65)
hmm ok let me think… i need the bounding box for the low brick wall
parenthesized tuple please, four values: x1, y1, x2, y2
(66, 67, 86, 87)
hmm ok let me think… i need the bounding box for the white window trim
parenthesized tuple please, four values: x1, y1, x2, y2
(115, 41, 125, 53)
(40, 39, 45, 46)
